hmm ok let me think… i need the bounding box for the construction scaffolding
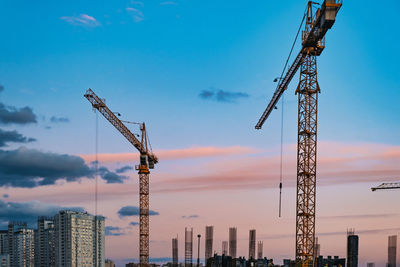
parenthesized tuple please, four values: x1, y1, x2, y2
(205, 226, 213, 261)
(185, 228, 193, 267)
(229, 227, 237, 258)
(388, 235, 397, 267)
(249, 229, 256, 260)
(172, 237, 178, 267)
(257, 241, 263, 259)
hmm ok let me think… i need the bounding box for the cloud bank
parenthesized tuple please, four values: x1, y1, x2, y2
(0, 147, 127, 188)
(118, 206, 159, 217)
(0, 129, 36, 147)
(199, 88, 249, 103)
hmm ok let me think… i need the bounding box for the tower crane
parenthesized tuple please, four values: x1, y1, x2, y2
(254, 1, 342, 266)
(84, 89, 158, 267)
(371, 182, 400, 191)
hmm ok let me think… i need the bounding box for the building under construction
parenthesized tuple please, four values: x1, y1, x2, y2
(257, 241, 263, 259)
(185, 228, 193, 267)
(347, 229, 358, 267)
(172, 237, 178, 267)
(205, 226, 213, 262)
(249, 229, 256, 260)
(229, 227, 237, 258)
(222, 241, 228, 256)
(388, 235, 397, 267)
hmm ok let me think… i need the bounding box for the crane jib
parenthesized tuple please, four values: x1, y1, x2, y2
(255, 52, 303, 129)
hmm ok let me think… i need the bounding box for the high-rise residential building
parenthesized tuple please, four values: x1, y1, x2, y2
(8, 222, 34, 267)
(366, 263, 375, 267)
(185, 228, 193, 267)
(0, 230, 8, 255)
(229, 227, 237, 259)
(347, 229, 358, 267)
(54, 210, 105, 267)
(35, 217, 55, 267)
(249, 229, 256, 260)
(388, 235, 397, 267)
(205, 226, 213, 261)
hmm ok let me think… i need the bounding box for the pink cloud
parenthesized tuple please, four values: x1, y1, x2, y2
(60, 14, 100, 27)
(80, 146, 260, 163)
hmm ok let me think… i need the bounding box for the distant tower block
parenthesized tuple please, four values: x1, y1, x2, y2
(172, 237, 178, 267)
(205, 226, 214, 261)
(347, 229, 359, 267)
(388, 235, 397, 267)
(249, 229, 256, 259)
(367, 263, 375, 267)
(257, 241, 263, 259)
(222, 241, 228, 255)
(229, 227, 237, 258)
(185, 228, 193, 267)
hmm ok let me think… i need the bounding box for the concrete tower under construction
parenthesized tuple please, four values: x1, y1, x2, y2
(257, 241, 263, 259)
(229, 227, 237, 258)
(347, 229, 358, 267)
(249, 229, 256, 260)
(185, 228, 193, 267)
(222, 241, 228, 255)
(388, 235, 397, 267)
(172, 237, 178, 267)
(205, 226, 213, 261)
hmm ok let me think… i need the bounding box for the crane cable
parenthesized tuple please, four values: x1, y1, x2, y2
(279, 95, 284, 218)
(95, 111, 99, 216)
(278, 7, 307, 218)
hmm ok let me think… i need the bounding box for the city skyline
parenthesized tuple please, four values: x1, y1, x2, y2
(0, 0, 399, 266)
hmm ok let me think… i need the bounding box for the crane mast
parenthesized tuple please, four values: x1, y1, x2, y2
(84, 89, 158, 267)
(255, 1, 342, 267)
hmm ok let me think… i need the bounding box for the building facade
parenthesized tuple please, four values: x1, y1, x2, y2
(55, 210, 105, 267)
(35, 217, 55, 267)
(8, 222, 34, 267)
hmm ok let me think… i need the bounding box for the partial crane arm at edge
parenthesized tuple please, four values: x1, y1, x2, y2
(371, 182, 400, 191)
(84, 88, 158, 164)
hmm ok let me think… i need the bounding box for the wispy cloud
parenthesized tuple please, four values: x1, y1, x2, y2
(199, 88, 249, 103)
(160, 1, 178, 5)
(181, 214, 199, 219)
(80, 146, 259, 163)
(60, 14, 101, 27)
(118, 206, 159, 217)
(50, 116, 70, 123)
(105, 226, 126, 236)
(126, 7, 144, 22)
(260, 227, 400, 240)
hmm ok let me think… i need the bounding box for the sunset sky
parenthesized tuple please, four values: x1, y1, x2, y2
(0, 0, 399, 266)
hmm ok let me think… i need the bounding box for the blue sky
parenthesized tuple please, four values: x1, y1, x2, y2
(0, 0, 399, 265)
(1, 0, 399, 154)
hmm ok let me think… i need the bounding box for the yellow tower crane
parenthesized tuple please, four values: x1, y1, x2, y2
(84, 89, 158, 267)
(255, 1, 342, 267)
